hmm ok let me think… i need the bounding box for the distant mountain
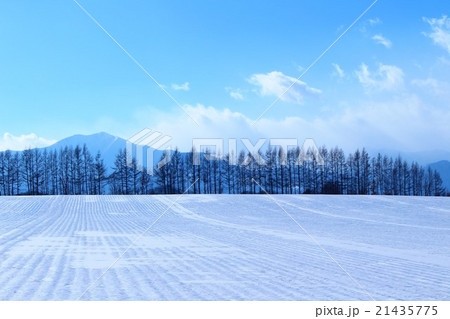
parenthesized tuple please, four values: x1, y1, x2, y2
(41, 132, 168, 173)
(369, 148, 450, 165)
(45, 132, 126, 171)
(428, 160, 450, 191)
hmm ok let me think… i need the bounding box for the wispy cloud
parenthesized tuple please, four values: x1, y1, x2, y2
(355, 63, 404, 92)
(171, 82, 190, 91)
(230, 91, 244, 100)
(423, 15, 450, 54)
(225, 87, 245, 100)
(412, 77, 450, 96)
(372, 34, 392, 48)
(248, 71, 321, 105)
(368, 17, 381, 26)
(0, 133, 56, 151)
(360, 17, 381, 32)
(332, 63, 345, 78)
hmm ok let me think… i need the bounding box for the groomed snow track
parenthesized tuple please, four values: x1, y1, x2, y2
(0, 195, 449, 300)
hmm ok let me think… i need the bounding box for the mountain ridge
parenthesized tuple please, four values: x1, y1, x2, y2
(44, 132, 126, 171)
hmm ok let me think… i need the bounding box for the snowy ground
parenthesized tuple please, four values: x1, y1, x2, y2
(0, 195, 449, 301)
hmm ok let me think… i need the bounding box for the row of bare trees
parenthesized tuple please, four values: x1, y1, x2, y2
(110, 146, 446, 196)
(0, 145, 446, 196)
(0, 146, 107, 195)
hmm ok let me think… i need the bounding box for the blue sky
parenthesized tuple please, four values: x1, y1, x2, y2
(1, 0, 450, 152)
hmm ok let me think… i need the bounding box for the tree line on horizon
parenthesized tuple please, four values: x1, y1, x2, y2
(0, 144, 447, 196)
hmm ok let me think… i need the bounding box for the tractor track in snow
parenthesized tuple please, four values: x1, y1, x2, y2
(0, 195, 449, 300)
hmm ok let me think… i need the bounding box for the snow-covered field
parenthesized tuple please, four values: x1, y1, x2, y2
(0, 195, 449, 300)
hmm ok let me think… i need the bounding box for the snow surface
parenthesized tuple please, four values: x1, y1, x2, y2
(0, 195, 449, 300)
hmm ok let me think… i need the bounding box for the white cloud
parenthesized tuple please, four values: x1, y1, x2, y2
(411, 77, 450, 96)
(171, 82, 190, 91)
(368, 18, 381, 26)
(248, 71, 321, 105)
(129, 98, 450, 153)
(131, 104, 256, 150)
(355, 63, 404, 91)
(230, 91, 244, 100)
(255, 96, 450, 152)
(0, 133, 56, 151)
(372, 34, 392, 48)
(332, 63, 345, 78)
(438, 56, 450, 66)
(225, 87, 244, 100)
(423, 15, 450, 54)
(359, 18, 381, 33)
(296, 64, 305, 72)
